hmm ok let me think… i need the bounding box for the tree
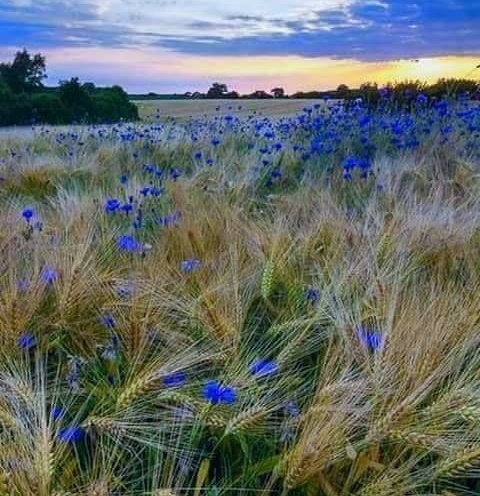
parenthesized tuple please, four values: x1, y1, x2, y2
(58, 77, 94, 122)
(249, 90, 273, 99)
(0, 49, 46, 93)
(207, 82, 228, 98)
(336, 84, 350, 99)
(82, 82, 96, 95)
(271, 87, 285, 98)
(359, 82, 380, 105)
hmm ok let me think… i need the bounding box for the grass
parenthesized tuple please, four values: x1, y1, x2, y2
(0, 97, 479, 495)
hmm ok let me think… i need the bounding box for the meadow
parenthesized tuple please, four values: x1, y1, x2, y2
(0, 95, 480, 496)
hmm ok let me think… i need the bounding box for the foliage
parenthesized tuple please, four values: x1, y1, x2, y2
(0, 51, 138, 126)
(207, 83, 229, 98)
(0, 49, 46, 94)
(0, 96, 479, 495)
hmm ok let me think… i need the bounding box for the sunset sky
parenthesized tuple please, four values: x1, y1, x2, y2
(0, 0, 479, 93)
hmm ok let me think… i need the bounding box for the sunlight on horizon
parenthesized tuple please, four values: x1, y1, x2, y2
(41, 46, 479, 93)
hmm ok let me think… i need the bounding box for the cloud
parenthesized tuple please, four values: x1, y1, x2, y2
(0, 0, 478, 62)
(29, 45, 480, 93)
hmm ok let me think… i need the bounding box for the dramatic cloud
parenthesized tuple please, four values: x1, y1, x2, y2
(1, 0, 478, 60)
(1, 0, 478, 91)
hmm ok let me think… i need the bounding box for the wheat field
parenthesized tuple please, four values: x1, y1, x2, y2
(0, 98, 480, 495)
(133, 99, 332, 120)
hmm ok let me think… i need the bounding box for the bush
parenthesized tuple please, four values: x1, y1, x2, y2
(31, 93, 66, 124)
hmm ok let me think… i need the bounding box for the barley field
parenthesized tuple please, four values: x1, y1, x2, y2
(1, 97, 480, 496)
(134, 99, 332, 120)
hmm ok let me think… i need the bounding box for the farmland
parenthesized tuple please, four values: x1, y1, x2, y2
(1, 95, 480, 495)
(134, 98, 332, 120)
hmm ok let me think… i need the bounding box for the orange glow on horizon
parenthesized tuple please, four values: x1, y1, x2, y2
(41, 46, 480, 93)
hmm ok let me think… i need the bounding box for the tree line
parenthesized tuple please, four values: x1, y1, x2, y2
(139, 79, 480, 103)
(0, 49, 138, 126)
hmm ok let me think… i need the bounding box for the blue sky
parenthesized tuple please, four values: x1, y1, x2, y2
(1, 0, 479, 92)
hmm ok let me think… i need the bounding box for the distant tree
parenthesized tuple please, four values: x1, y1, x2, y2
(0, 49, 46, 93)
(249, 90, 273, 99)
(207, 82, 228, 98)
(359, 82, 380, 105)
(226, 90, 240, 99)
(92, 87, 138, 122)
(271, 87, 285, 98)
(336, 84, 350, 99)
(291, 91, 324, 99)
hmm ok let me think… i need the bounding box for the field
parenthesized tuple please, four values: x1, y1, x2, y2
(133, 98, 332, 120)
(1, 97, 480, 496)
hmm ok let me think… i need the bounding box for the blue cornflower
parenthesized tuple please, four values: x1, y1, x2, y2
(116, 234, 141, 252)
(211, 138, 221, 147)
(16, 278, 30, 292)
(120, 175, 128, 184)
(169, 168, 181, 181)
(416, 93, 428, 104)
(305, 288, 320, 306)
(99, 314, 115, 329)
(271, 169, 282, 179)
(101, 334, 119, 361)
(157, 212, 180, 227)
(22, 207, 34, 222)
(57, 426, 84, 443)
(180, 258, 201, 273)
(115, 281, 134, 298)
(355, 326, 383, 352)
(40, 267, 57, 284)
(343, 156, 358, 171)
(202, 380, 236, 405)
(249, 359, 279, 378)
(104, 198, 120, 214)
(162, 371, 186, 388)
(150, 186, 161, 197)
(194, 151, 202, 160)
(379, 87, 389, 98)
(17, 333, 36, 350)
(51, 406, 64, 421)
(284, 401, 300, 417)
(140, 187, 150, 196)
(120, 203, 133, 214)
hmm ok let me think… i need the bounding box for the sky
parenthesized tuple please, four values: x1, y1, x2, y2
(0, 0, 479, 93)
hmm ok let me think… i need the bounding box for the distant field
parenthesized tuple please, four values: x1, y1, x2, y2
(133, 98, 331, 120)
